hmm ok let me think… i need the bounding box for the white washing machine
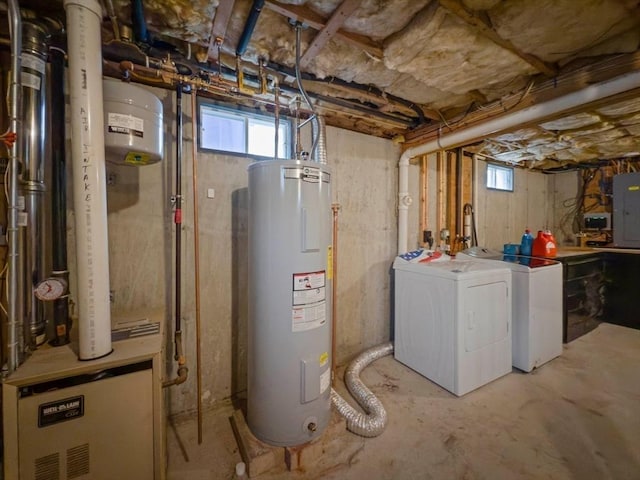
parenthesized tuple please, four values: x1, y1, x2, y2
(457, 247, 563, 372)
(393, 255, 512, 396)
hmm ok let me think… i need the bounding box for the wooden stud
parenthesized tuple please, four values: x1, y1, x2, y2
(207, 0, 236, 61)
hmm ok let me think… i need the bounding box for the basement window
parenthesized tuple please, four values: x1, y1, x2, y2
(486, 163, 514, 192)
(199, 103, 291, 159)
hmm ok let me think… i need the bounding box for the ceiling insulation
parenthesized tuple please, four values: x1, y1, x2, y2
(17, 0, 640, 170)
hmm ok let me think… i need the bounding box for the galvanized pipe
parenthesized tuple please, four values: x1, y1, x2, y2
(6, 0, 22, 373)
(19, 20, 49, 347)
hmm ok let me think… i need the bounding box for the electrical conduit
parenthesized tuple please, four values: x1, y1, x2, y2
(6, 0, 22, 373)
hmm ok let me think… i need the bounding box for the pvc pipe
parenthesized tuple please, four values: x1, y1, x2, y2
(50, 42, 71, 346)
(6, 0, 22, 373)
(397, 69, 640, 254)
(397, 155, 411, 254)
(236, 0, 265, 57)
(64, 0, 112, 360)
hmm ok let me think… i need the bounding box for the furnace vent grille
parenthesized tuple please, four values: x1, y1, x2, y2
(66, 444, 90, 479)
(35, 452, 60, 480)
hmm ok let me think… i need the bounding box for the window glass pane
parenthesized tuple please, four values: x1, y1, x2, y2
(200, 110, 245, 153)
(248, 118, 277, 157)
(487, 164, 514, 191)
(200, 103, 292, 158)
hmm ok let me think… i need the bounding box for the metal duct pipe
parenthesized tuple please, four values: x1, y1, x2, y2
(6, 0, 22, 373)
(312, 115, 327, 164)
(49, 39, 70, 346)
(64, 0, 112, 360)
(397, 69, 640, 254)
(236, 0, 265, 57)
(331, 342, 393, 437)
(19, 20, 49, 348)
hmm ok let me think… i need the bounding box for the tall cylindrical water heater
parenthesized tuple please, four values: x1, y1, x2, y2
(248, 160, 332, 447)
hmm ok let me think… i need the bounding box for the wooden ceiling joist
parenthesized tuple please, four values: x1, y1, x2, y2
(265, 0, 383, 59)
(437, 0, 558, 78)
(300, 0, 363, 68)
(207, 0, 236, 61)
(403, 51, 640, 149)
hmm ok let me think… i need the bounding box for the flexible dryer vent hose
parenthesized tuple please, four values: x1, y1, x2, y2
(331, 342, 394, 437)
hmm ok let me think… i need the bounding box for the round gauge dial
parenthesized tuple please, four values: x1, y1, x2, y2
(34, 278, 66, 301)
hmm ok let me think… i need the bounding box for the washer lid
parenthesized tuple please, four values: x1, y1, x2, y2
(394, 258, 511, 280)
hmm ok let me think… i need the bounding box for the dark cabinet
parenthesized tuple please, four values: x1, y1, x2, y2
(602, 252, 640, 329)
(560, 254, 604, 342)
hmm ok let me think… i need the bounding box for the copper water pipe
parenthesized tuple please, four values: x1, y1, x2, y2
(190, 90, 203, 444)
(331, 203, 340, 385)
(420, 155, 427, 246)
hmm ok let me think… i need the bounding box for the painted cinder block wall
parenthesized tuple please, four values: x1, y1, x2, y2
(66, 82, 573, 417)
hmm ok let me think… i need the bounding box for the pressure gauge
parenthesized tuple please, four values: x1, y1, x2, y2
(34, 278, 67, 301)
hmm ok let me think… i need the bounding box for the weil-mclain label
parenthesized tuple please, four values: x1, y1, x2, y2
(38, 395, 84, 427)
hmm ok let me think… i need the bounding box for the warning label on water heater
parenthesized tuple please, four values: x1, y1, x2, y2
(292, 301, 326, 332)
(292, 271, 326, 332)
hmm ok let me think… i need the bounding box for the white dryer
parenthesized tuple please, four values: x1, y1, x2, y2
(457, 248, 563, 372)
(393, 256, 512, 396)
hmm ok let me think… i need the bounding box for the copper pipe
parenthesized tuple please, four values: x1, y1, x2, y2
(420, 155, 427, 246)
(190, 90, 203, 444)
(331, 203, 340, 385)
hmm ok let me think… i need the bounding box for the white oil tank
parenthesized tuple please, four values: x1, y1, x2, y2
(103, 78, 163, 165)
(248, 159, 332, 446)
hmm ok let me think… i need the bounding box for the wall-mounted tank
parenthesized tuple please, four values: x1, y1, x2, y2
(248, 159, 332, 447)
(103, 78, 163, 165)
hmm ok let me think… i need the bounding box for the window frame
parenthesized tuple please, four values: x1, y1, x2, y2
(198, 101, 292, 159)
(486, 163, 514, 192)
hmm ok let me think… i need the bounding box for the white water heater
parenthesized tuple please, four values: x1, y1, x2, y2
(248, 160, 332, 446)
(103, 78, 163, 165)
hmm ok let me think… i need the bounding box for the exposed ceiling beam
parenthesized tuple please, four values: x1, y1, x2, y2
(300, 0, 363, 68)
(265, 0, 383, 59)
(207, 0, 236, 61)
(437, 0, 558, 77)
(404, 51, 640, 149)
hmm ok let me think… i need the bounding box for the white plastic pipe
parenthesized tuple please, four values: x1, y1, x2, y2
(397, 70, 640, 254)
(65, 0, 112, 359)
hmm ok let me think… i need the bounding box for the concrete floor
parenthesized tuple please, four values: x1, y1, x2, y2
(167, 323, 640, 479)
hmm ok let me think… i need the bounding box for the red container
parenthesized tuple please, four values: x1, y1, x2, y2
(532, 230, 557, 257)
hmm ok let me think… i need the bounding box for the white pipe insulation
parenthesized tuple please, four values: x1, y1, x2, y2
(397, 69, 640, 254)
(64, 0, 112, 359)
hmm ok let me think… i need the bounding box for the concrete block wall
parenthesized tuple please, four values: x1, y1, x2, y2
(66, 82, 575, 417)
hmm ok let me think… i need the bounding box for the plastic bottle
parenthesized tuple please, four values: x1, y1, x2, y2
(235, 462, 247, 479)
(520, 229, 534, 256)
(544, 229, 557, 257)
(532, 230, 557, 257)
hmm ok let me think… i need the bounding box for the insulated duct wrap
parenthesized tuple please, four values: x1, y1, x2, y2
(331, 342, 393, 437)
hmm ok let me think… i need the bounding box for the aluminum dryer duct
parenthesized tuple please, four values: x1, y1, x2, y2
(331, 342, 393, 437)
(64, 0, 112, 359)
(396, 69, 640, 254)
